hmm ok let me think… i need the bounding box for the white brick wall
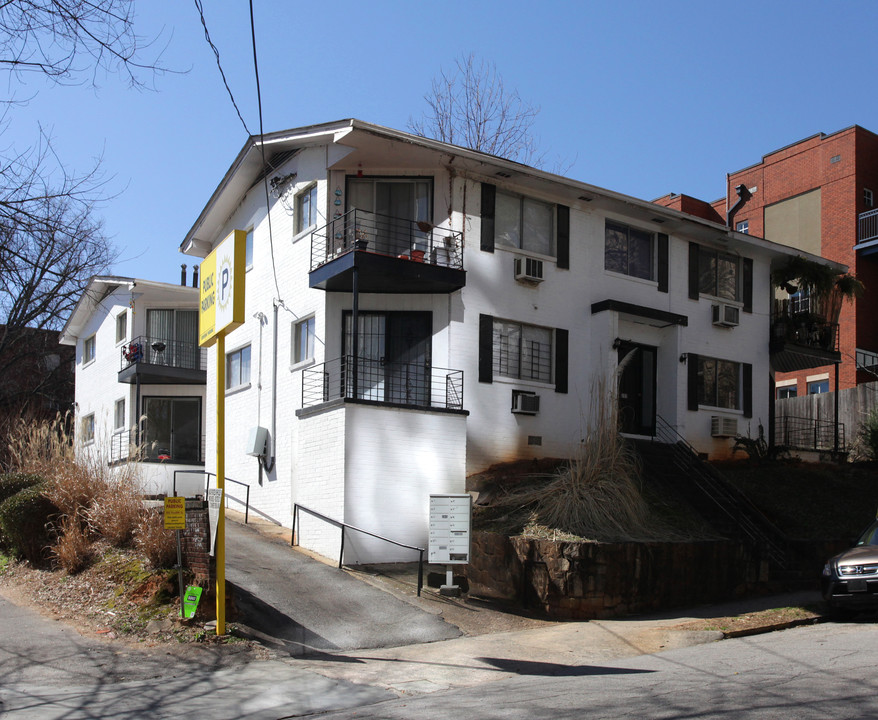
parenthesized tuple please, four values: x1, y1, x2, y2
(188, 127, 786, 562)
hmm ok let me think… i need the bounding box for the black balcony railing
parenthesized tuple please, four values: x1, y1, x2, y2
(120, 335, 207, 372)
(310, 209, 464, 272)
(110, 429, 206, 465)
(770, 299, 839, 353)
(775, 415, 845, 453)
(302, 355, 464, 411)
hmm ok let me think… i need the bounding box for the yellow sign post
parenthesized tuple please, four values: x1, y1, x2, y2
(199, 229, 245, 636)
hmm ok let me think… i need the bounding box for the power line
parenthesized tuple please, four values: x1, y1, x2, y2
(193, 0, 250, 136)
(248, 0, 283, 300)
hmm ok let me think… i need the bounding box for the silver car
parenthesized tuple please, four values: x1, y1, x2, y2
(822, 519, 878, 617)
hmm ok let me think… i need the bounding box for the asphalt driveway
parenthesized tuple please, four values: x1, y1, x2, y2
(224, 519, 461, 655)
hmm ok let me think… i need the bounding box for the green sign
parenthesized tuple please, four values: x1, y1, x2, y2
(182, 585, 203, 619)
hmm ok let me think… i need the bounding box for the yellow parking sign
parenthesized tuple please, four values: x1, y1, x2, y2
(164, 497, 186, 530)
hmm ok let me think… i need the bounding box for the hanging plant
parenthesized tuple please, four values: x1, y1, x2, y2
(772, 255, 863, 325)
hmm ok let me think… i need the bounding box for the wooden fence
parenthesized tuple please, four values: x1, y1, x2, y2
(776, 380, 878, 453)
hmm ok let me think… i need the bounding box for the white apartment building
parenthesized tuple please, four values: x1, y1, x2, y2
(167, 119, 840, 563)
(60, 276, 208, 497)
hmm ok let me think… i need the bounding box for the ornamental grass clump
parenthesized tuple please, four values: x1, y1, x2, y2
(515, 376, 651, 541)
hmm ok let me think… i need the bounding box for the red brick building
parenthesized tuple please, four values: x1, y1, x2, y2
(655, 125, 878, 396)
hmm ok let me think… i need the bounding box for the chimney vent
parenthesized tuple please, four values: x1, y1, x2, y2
(192, 265, 199, 288)
(180, 264, 187, 286)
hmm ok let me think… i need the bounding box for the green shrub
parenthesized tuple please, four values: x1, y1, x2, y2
(0, 473, 45, 504)
(0, 484, 58, 564)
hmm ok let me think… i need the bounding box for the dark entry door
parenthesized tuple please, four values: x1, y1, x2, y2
(617, 341, 657, 436)
(343, 311, 432, 406)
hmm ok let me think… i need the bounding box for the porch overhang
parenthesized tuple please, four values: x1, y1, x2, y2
(591, 299, 688, 327)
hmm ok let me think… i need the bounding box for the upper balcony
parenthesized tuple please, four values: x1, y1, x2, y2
(118, 335, 207, 385)
(857, 208, 878, 257)
(769, 299, 840, 373)
(309, 209, 466, 294)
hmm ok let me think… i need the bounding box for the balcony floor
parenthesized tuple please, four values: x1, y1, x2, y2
(309, 250, 466, 294)
(118, 363, 207, 385)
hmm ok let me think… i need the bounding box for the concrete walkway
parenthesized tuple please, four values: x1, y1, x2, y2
(224, 518, 461, 655)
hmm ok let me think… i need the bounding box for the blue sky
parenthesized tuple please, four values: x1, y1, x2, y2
(9, 0, 878, 285)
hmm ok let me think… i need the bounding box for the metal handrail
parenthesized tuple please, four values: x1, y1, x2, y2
(858, 207, 878, 245)
(291, 503, 424, 597)
(172, 470, 250, 524)
(652, 415, 788, 567)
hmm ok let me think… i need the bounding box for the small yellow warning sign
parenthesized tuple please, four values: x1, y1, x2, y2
(164, 497, 186, 530)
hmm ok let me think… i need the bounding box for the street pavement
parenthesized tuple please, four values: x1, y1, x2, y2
(0, 510, 830, 718)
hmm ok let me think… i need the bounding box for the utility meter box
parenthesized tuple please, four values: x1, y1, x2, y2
(245, 426, 269, 457)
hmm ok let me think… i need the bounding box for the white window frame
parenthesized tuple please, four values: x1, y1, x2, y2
(225, 344, 251, 392)
(292, 315, 315, 368)
(115, 311, 128, 345)
(114, 398, 126, 432)
(735, 219, 749, 234)
(492, 319, 553, 384)
(83, 334, 96, 366)
(296, 184, 318, 234)
(81, 413, 95, 445)
(865, 188, 874, 209)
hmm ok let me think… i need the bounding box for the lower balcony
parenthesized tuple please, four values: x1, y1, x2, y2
(118, 335, 207, 385)
(309, 209, 466, 294)
(110, 429, 206, 465)
(769, 302, 840, 373)
(299, 356, 465, 413)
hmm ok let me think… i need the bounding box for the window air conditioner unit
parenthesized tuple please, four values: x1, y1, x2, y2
(512, 390, 540, 415)
(514, 256, 544, 283)
(710, 416, 738, 438)
(711, 303, 740, 328)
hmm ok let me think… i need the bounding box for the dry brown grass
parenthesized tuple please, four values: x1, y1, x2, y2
(3, 415, 171, 572)
(49, 515, 94, 574)
(492, 374, 686, 542)
(86, 473, 143, 547)
(134, 509, 177, 569)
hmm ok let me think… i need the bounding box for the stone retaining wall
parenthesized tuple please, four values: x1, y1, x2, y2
(466, 531, 840, 619)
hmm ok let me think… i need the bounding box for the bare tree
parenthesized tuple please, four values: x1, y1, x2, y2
(0, 0, 166, 426)
(409, 53, 543, 165)
(0, 0, 167, 89)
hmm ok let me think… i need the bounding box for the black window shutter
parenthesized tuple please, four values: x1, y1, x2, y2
(687, 353, 699, 411)
(479, 314, 493, 383)
(657, 233, 669, 293)
(688, 243, 700, 300)
(743, 363, 752, 418)
(742, 257, 753, 313)
(480, 183, 496, 253)
(556, 205, 570, 269)
(554, 328, 568, 393)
